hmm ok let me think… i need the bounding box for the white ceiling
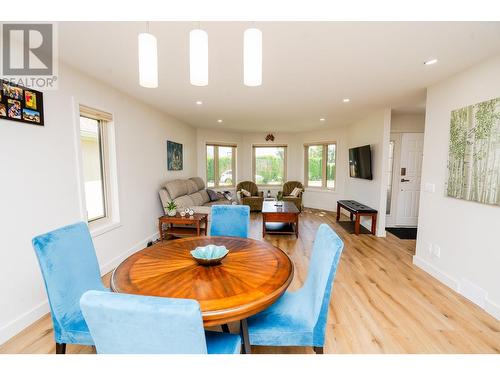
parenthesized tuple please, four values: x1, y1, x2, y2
(59, 22, 500, 132)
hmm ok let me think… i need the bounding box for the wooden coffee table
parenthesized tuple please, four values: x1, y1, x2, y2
(158, 213, 208, 240)
(262, 201, 300, 237)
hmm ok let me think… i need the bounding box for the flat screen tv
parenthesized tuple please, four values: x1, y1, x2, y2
(349, 145, 373, 180)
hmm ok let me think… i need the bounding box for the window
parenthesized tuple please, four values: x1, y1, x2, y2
(79, 105, 114, 225)
(206, 143, 236, 188)
(386, 140, 395, 214)
(252, 145, 287, 185)
(304, 143, 336, 189)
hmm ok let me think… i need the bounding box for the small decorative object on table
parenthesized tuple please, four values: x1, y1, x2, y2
(190, 244, 229, 266)
(180, 211, 186, 217)
(184, 208, 190, 216)
(188, 208, 195, 217)
(165, 201, 177, 216)
(276, 191, 284, 206)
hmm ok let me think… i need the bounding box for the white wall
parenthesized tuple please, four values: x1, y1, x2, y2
(414, 54, 500, 320)
(196, 127, 349, 211)
(346, 109, 392, 236)
(0, 64, 196, 343)
(390, 112, 425, 133)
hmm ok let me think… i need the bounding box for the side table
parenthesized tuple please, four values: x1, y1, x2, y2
(159, 213, 208, 240)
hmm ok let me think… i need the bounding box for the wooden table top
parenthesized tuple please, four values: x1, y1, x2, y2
(111, 236, 294, 326)
(262, 201, 300, 214)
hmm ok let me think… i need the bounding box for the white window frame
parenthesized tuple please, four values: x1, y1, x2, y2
(252, 144, 288, 187)
(74, 102, 120, 237)
(304, 142, 337, 190)
(205, 143, 237, 188)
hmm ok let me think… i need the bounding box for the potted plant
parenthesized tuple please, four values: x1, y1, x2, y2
(165, 201, 177, 217)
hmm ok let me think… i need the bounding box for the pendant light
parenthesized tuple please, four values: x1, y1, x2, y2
(138, 22, 158, 88)
(190, 28, 208, 86)
(244, 28, 262, 86)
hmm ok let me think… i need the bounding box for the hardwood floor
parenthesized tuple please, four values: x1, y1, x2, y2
(1, 208, 499, 354)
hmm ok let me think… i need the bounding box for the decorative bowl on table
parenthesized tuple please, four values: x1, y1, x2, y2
(190, 244, 229, 266)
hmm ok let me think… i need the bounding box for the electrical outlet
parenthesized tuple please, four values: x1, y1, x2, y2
(433, 244, 441, 258)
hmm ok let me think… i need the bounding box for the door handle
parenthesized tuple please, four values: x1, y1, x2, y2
(401, 178, 410, 182)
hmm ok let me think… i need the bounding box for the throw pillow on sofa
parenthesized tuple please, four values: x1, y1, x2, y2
(206, 189, 219, 202)
(290, 187, 302, 197)
(240, 189, 251, 197)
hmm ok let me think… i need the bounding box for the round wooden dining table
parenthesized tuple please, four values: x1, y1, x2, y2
(111, 236, 294, 354)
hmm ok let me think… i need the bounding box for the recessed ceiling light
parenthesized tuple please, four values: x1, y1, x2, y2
(320, 118, 326, 122)
(424, 58, 438, 65)
(342, 98, 350, 103)
(217, 119, 223, 123)
(196, 100, 203, 105)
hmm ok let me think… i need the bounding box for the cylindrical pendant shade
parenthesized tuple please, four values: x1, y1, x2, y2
(244, 28, 262, 87)
(138, 33, 158, 88)
(190, 29, 208, 86)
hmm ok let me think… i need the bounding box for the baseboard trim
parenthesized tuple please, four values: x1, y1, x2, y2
(303, 204, 336, 211)
(412, 255, 460, 291)
(413, 255, 500, 321)
(485, 298, 500, 321)
(99, 231, 160, 275)
(0, 231, 160, 345)
(0, 300, 49, 345)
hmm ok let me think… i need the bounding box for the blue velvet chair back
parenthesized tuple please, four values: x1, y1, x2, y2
(80, 290, 209, 354)
(303, 224, 344, 344)
(32, 222, 105, 345)
(210, 205, 250, 238)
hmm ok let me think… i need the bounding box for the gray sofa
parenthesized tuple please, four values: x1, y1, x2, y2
(159, 177, 232, 218)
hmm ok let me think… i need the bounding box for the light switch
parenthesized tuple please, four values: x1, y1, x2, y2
(423, 182, 435, 193)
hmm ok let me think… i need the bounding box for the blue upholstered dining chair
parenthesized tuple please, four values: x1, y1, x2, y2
(247, 224, 344, 354)
(80, 290, 242, 354)
(210, 205, 250, 238)
(32, 221, 107, 354)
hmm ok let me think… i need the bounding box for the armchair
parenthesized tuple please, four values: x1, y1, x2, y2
(236, 181, 264, 212)
(279, 181, 304, 211)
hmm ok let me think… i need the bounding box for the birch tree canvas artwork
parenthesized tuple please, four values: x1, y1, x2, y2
(446, 97, 500, 206)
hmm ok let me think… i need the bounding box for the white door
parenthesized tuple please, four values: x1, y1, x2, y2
(396, 133, 424, 227)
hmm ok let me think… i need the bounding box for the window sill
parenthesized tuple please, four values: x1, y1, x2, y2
(90, 221, 122, 238)
(304, 187, 337, 193)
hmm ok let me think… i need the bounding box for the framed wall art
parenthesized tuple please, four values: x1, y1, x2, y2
(446, 96, 500, 206)
(167, 140, 183, 171)
(0, 80, 44, 126)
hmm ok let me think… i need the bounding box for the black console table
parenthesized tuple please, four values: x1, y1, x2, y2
(336, 200, 378, 235)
